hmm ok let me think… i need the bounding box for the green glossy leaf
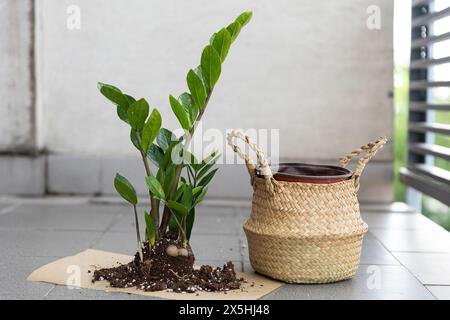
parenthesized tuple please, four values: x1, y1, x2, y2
(117, 106, 128, 122)
(236, 11, 252, 26)
(97, 82, 129, 107)
(147, 144, 164, 167)
(144, 211, 156, 246)
(212, 28, 231, 62)
(194, 66, 210, 92)
(187, 69, 206, 109)
(180, 149, 198, 166)
(201, 45, 221, 89)
(193, 187, 208, 206)
(202, 150, 220, 166)
(145, 176, 165, 200)
(156, 167, 165, 185)
(209, 32, 217, 45)
(226, 20, 242, 42)
(156, 128, 174, 151)
(191, 150, 219, 171)
(181, 185, 193, 210)
(125, 94, 136, 105)
(163, 165, 176, 196)
(196, 163, 215, 182)
(198, 168, 218, 187)
(169, 95, 191, 131)
(128, 98, 149, 130)
(179, 92, 198, 124)
(141, 108, 162, 153)
(114, 173, 137, 205)
(98, 83, 130, 123)
(192, 186, 203, 197)
(167, 200, 189, 216)
(173, 182, 186, 202)
(130, 128, 141, 150)
(168, 210, 183, 231)
(121, 95, 136, 122)
(161, 142, 181, 169)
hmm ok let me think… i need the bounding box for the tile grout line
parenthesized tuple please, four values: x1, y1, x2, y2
(89, 212, 125, 248)
(0, 203, 22, 217)
(369, 231, 439, 300)
(42, 285, 56, 299)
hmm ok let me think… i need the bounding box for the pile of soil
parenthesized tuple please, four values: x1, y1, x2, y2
(92, 237, 243, 293)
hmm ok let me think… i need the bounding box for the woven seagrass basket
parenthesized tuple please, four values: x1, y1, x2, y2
(227, 130, 387, 283)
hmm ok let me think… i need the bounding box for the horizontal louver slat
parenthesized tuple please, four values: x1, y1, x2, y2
(410, 56, 450, 69)
(410, 80, 450, 89)
(409, 122, 450, 135)
(412, 7, 450, 27)
(411, 31, 450, 49)
(400, 168, 450, 207)
(409, 164, 450, 186)
(409, 102, 450, 111)
(409, 143, 450, 161)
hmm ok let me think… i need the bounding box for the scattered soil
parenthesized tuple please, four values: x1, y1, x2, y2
(92, 235, 243, 293)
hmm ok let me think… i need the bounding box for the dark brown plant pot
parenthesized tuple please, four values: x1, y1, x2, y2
(258, 163, 352, 184)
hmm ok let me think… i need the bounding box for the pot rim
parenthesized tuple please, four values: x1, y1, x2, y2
(257, 162, 353, 181)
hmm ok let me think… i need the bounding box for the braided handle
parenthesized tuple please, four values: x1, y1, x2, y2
(227, 130, 273, 185)
(339, 137, 388, 191)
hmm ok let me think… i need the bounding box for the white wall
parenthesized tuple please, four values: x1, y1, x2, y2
(37, 0, 394, 161)
(0, 0, 394, 199)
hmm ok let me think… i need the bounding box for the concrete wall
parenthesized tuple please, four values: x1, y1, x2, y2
(0, 0, 36, 152)
(38, 0, 393, 158)
(1, 0, 394, 200)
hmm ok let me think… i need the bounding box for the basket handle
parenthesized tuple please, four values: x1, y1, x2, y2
(227, 130, 273, 187)
(339, 137, 388, 191)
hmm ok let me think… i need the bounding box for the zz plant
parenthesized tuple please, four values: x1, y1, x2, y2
(97, 12, 252, 262)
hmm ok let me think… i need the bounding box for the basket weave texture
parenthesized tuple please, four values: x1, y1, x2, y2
(228, 131, 387, 283)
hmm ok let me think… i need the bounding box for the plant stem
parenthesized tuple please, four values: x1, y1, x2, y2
(133, 205, 144, 262)
(139, 148, 160, 240)
(159, 91, 213, 235)
(169, 210, 187, 247)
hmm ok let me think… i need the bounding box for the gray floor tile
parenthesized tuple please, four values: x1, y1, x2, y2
(0, 203, 123, 231)
(4, 202, 125, 215)
(0, 256, 55, 299)
(371, 229, 450, 253)
(0, 197, 443, 299)
(263, 265, 435, 300)
(393, 252, 450, 285)
(0, 203, 14, 212)
(360, 202, 415, 213)
(92, 231, 139, 256)
(360, 233, 399, 265)
(0, 229, 103, 258)
(362, 212, 443, 231)
(195, 205, 237, 216)
(426, 286, 450, 300)
(189, 234, 242, 261)
(190, 214, 240, 235)
(106, 212, 149, 233)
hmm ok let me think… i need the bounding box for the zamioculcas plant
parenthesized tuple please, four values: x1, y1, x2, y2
(93, 12, 253, 293)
